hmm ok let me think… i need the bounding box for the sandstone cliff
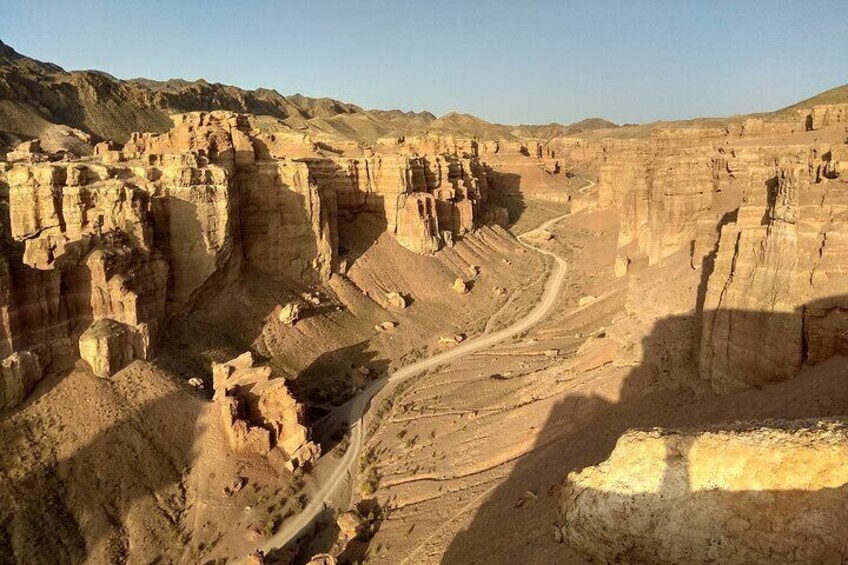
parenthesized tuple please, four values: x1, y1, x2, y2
(700, 153, 848, 392)
(556, 107, 848, 393)
(0, 110, 512, 408)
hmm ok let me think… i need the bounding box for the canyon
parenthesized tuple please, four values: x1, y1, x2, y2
(0, 39, 847, 565)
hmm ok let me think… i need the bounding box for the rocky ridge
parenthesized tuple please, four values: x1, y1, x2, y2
(0, 110, 523, 409)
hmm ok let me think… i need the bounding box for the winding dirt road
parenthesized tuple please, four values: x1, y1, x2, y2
(257, 178, 595, 557)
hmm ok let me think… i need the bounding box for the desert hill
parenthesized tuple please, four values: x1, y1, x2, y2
(0, 40, 623, 150)
(2, 38, 844, 150)
(774, 83, 848, 114)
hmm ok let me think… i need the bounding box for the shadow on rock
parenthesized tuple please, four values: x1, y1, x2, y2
(443, 299, 848, 564)
(0, 386, 202, 564)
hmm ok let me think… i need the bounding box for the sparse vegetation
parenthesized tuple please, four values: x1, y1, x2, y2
(263, 515, 280, 536)
(359, 445, 381, 495)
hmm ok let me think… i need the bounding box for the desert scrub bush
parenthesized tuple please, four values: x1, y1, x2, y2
(360, 467, 380, 496)
(334, 431, 351, 457)
(359, 446, 377, 471)
(263, 515, 281, 536)
(359, 447, 381, 496)
(294, 493, 308, 511)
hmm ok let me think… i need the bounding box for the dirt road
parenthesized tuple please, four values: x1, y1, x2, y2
(256, 179, 595, 558)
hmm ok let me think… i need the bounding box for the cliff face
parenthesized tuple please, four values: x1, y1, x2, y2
(592, 136, 790, 268)
(700, 150, 848, 392)
(557, 108, 848, 394)
(0, 111, 509, 408)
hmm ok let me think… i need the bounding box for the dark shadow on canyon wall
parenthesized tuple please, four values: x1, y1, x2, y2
(0, 389, 201, 565)
(484, 168, 526, 229)
(443, 298, 848, 564)
(337, 207, 388, 269)
(237, 165, 327, 284)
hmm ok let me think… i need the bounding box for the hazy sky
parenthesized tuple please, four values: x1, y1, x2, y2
(2, 0, 847, 125)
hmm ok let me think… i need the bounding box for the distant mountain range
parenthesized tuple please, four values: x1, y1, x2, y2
(0, 40, 622, 147)
(2, 39, 847, 151)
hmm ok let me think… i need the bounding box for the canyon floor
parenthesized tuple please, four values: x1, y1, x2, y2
(289, 179, 848, 565)
(359, 221, 848, 565)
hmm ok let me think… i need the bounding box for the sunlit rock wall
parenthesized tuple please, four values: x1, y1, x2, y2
(559, 421, 848, 564)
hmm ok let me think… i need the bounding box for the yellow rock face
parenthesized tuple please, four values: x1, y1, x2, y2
(559, 421, 848, 564)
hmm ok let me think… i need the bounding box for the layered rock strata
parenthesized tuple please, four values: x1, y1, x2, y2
(701, 151, 848, 392)
(0, 111, 508, 408)
(562, 108, 848, 269)
(559, 421, 848, 565)
(212, 352, 320, 470)
(561, 109, 848, 393)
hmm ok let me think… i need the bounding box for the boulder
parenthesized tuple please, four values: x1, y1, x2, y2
(439, 334, 466, 345)
(385, 291, 408, 310)
(0, 351, 43, 410)
(452, 278, 469, 294)
(224, 476, 246, 496)
(578, 295, 597, 307)
(78, 319, 143, 379)
(527, 228, 554, 241)
(278, 302, 302, 326)
(337, 511, 364, 544)
(6, 139, 44, 162)
(442, 230, 455, 248)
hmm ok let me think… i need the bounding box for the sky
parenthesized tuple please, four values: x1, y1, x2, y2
(1, 0, 847, 125)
